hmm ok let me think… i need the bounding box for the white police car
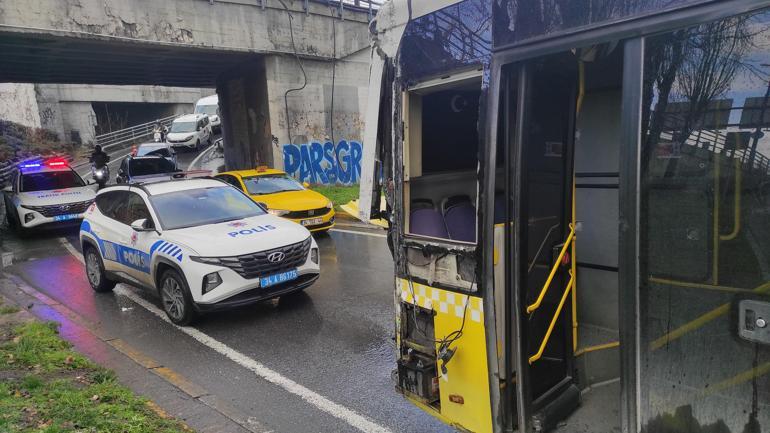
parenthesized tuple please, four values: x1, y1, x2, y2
(79, 178, 320, 325)
(2, 158, 97, 235)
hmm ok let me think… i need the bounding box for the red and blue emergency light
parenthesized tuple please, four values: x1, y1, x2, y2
(19, 158, 69, 172)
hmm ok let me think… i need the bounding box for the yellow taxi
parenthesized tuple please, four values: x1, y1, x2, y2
(215, 167, 335, 232)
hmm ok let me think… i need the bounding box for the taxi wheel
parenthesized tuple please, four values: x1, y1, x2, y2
(159, 269, 197, 326)
(84, 246, 116, 293)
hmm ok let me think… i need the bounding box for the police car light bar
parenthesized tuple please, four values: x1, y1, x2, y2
(46, 158, 68, 167)
(21, 163, 42, 169)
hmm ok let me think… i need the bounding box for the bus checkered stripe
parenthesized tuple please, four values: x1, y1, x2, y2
(398, 280, 483, 323)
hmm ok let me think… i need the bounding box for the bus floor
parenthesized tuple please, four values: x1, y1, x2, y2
(555, 380, 620, 433)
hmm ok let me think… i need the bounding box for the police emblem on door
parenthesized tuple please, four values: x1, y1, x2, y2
(267, 251, 285, 263)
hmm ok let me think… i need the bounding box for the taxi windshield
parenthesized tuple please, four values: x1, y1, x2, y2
(170, 121, 196, 133)
(242, 174, 304, 195)
(150, 186, 266, 230)
(20, 171, 85, 192)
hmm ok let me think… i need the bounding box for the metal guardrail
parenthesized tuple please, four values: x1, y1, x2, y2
(94, 114, 179, 151)
(0, 114, 182, 185)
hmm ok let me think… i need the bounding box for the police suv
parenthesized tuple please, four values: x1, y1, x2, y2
(79, 178, 320, 325)
(3, 159, 97, 235)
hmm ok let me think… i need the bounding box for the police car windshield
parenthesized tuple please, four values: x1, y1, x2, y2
(150, 186, 266, 230)
(170, 121, 196, 133)
(20, 171, 85, 192)
(129, 158, 176, 176)
(243, 174, 304, 195)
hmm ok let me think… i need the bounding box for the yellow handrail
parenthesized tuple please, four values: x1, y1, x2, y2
(529, 271, 575, 364)
(720, 156, 742, 241)
(526, 225, 575, 314)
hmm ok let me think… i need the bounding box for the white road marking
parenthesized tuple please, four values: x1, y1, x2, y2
(58, 237, 392, 433)
(329, 228, 387, 238)
(60, 238, 84, 263)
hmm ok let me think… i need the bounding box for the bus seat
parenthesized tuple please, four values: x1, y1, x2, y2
(410, 208, 449, 239)
(441, 195, 472, 214)
(411, 198, 435, 211)
(445, 202, 476, 242)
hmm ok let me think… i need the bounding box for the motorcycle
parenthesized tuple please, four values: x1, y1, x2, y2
(153, 131, 162, 142)
(92, 164, 110, 188)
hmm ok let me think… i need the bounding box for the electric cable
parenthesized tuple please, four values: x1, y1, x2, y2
(277, 0, 308, 146)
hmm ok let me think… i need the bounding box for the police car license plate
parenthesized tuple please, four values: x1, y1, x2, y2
(301, 217, 323, 227)
(260, 269, 298, 288)
(53, 213, 80, 222)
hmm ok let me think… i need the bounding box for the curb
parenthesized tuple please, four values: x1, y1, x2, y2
(0, 274, 269, 433)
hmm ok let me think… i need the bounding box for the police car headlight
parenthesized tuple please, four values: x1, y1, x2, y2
(190, 256, 222, 265)
(202, 272, 222, 294)
(268, 209, 289, 217)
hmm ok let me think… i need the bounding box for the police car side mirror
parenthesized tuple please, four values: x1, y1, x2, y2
(130, 218, 153, 232)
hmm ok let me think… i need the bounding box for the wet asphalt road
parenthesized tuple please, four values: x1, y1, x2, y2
(0, 145, 452, 433)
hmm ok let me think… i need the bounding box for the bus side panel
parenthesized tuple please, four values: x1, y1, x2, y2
(398, 279, 493, 433)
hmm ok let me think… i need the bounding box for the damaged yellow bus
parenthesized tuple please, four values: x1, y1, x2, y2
(359, 0, 770, 432)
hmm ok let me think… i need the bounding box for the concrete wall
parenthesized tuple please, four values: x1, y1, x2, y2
(266, 48, 370, 184)
(217, 58, 272, 171)
(0, 83, 213, 145)
(0, 84, 41, 128)
(0, 0, 370, 59)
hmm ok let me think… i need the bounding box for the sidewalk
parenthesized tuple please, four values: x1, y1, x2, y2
(0, 275, 262, 433)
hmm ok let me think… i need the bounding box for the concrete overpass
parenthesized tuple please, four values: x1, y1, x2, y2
(0, 0, 377, 174)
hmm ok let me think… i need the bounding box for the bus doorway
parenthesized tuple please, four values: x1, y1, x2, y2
(501, 44, 625, 431)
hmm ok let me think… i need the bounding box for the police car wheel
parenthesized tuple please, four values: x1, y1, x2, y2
(84, 247, 115, 293)
(159, 269, 196, 325)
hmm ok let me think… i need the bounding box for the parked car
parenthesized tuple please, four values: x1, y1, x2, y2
(116, 155, 180, 184)
(3, 158, 96, 235)
(194, 94, 221, 133)
(135, 142, 177, 166)
(215, 167, 335, 233)
(79, 178, 320, 324)
(166, 114, 212, 151)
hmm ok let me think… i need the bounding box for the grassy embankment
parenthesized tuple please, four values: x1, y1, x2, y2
(0, 302, 189, 433)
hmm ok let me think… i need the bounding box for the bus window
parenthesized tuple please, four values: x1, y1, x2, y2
(404, 74, 481, 244)
(639, 9, 770, 431)
(402, 73, 482, 293)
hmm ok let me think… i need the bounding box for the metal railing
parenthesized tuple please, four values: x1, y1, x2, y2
(0, 114, 181, 185)
(94, 114, 180, 151)
(527, 224, 577, 364)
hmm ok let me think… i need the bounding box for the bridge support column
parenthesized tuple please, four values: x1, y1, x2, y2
(216, 57, 273, 170)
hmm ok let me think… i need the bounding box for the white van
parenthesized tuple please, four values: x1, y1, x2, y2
(194, 94, 220, 133)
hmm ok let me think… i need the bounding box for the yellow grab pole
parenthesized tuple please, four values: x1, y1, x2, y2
(720, 156, 741, 241)
(526, 227, 575, 314)
(529, 273, 575, 364)
(571, 180, 578, 352)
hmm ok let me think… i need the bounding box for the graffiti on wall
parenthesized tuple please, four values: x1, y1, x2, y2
(283, 140, 362, 185)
